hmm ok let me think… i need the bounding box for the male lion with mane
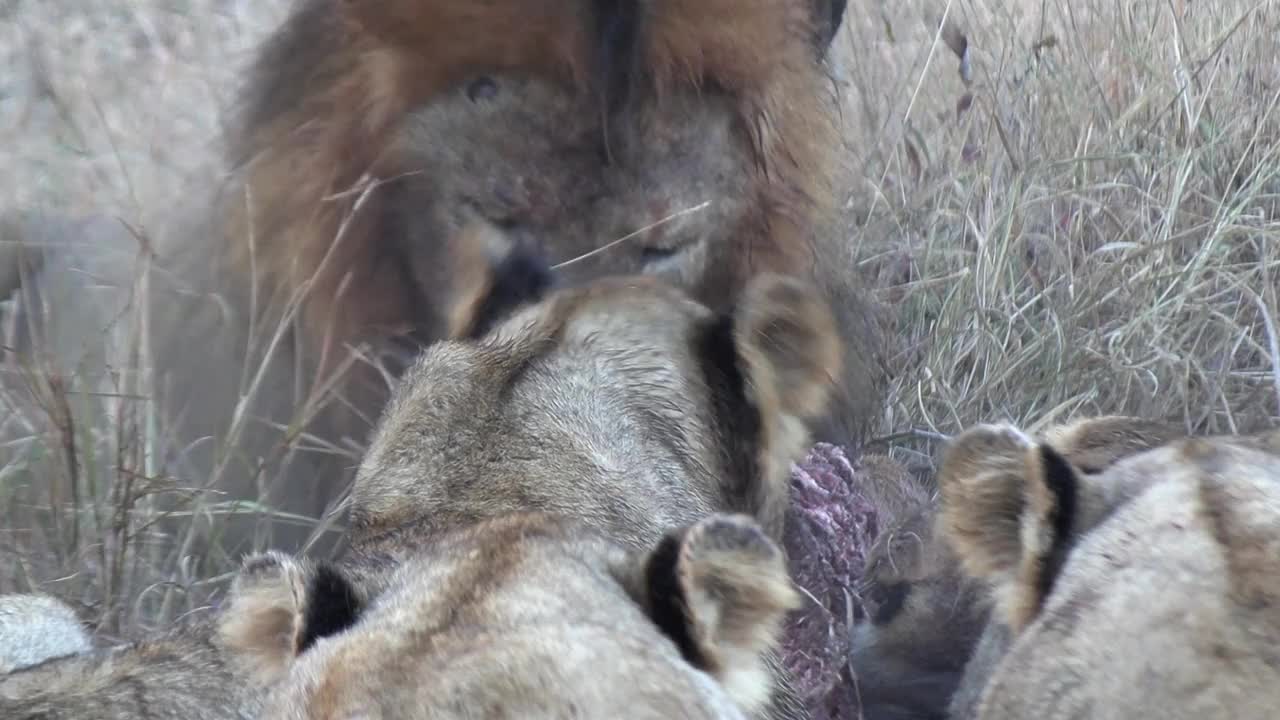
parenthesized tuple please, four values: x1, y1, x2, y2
(1, 235, 843, 719)
(1, 0, 880, 555)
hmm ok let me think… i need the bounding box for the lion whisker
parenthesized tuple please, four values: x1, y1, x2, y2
(551, 200, 712, 270)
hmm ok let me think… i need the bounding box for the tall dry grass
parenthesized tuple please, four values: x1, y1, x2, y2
(837, 0, 1280, 473)
(0, 0, 313, 640)
(0, 0, 1276, 641)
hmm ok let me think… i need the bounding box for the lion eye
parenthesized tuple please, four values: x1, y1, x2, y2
(466, 76, 500, 103)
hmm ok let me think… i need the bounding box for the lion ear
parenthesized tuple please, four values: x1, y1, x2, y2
(217, 551, 362, 686)
(441, 220, 556, 341)
(637, 514, 800, 716)
(720, 273, 841, 537)
(936, 424, 1089, 631)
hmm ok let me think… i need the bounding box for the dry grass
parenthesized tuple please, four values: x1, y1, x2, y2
(0, 0, 1277, 641)
(837, 0, 1280, 470)
(0, 0, 296, 639)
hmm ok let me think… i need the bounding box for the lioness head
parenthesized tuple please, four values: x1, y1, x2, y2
(937, 420, 1280, 719)
(348, 268, 842, 555)
(222, 512, 799, 719)
(848, 415, 1187, 720)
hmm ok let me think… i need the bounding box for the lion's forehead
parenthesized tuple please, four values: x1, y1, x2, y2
(405, 282, 710, 403)
(1071, 438, 1280, 578)
(274, 539, 748, 719)
(395, 279, 701, 382)
(1044, 480, 1226, 617)
(281, 629, 742, 719)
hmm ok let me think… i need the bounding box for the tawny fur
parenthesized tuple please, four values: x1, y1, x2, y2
(347, 271, 841, 555)
(0, 0, 880, 556)
(848, 415, 1195, 720)
(1, 268, 839, 720)
(215, 550, 314, 686)
(335, 270, 839, 719)
(235, 513, 798, 720)
(1039, 415, 1186, 474)
(934, 425, 1036, 609)
(940, 419, 1280, 720)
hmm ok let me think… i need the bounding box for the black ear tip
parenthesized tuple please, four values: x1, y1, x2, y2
(1037, 442, 1079, 545)
(830, 0, 847, 28)
(1038, 443, 1077, 487)
(298, 563, 362, 654)
(643, 532, 709, 670)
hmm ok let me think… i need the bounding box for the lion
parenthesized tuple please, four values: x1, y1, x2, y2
(847, 416, 1188, 720)
(2, 255, 842, 718)
(0, 594, 92, 675)
(328, 266, 842, 720)
(1, 513, 797, 719)
(343, 269, 842, 555)
(935, 419, 1280, 720)
(0, 0, 884, 555)
(231, 512, 799, 720)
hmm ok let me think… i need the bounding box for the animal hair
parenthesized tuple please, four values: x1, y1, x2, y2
(217, 0, 846, 381)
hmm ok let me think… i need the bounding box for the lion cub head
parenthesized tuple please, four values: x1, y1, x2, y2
(936, 420, 1280, 720)
(221, 512, 799, 719)
(348, 268, 842, 555)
